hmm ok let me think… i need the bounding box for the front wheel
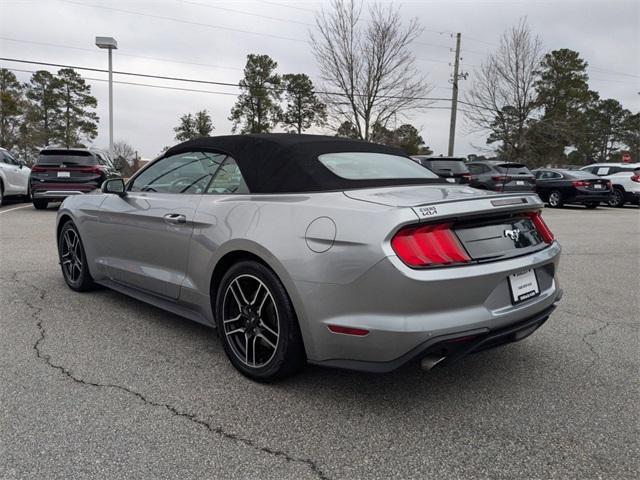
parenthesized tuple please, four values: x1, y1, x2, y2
(608, 189, 625, 208)
(547, 190, 563, 208)
(215, 260, 305, 382)
(33, 199, 48, 210)
(58, 221, 95, 291)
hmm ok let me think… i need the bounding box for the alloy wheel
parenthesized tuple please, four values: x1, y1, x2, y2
(608, 190, 623, 207)
(61, 228, 84, 283)
(549, 192, 561, 207)
(222, 274, 280, 368)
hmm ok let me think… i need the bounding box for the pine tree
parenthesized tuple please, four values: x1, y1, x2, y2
(174, 110, 213, 141)
(533, 49, 596, 162)
(25, 70, 63, 147)
(0, 69, 24, 149)
(229, 54, 281, 134)
(281, 74, 326, 134)
(55, 69, 99, 148)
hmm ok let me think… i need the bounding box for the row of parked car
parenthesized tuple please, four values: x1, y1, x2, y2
(0, 146, 118, 208)
(1, 146, 639, 209)
(413, 156, 640, 209)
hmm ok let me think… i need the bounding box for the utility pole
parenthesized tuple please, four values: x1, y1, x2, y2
(448, 32, 462, 156)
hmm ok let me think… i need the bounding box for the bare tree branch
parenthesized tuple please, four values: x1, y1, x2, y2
(464, 18, 543, 159)
(310, 0, 432, 141)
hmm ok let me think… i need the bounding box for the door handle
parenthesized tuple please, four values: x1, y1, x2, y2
(163, 213, 187, 225)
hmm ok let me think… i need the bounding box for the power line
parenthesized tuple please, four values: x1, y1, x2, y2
(0, 37, 243, 72)
(5, 66, 465, 113)
(1, 57, 463, 104)
(178, 0, 313, 27)
(4, 67, 239, 96)
(55, 1, 458, 66)
(590, 66, 640, 79)
(58, 0, 307, 43)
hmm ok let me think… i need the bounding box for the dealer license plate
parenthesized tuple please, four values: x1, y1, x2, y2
(57, 171, 71, 178)
(516, 180, 525, 185)
(508, 269, 540, 304)
(594, 184, 603, 189)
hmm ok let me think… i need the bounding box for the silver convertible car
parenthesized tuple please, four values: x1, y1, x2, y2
(56, 134, 562, 381)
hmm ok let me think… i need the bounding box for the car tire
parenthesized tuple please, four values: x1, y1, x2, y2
(585, 202, 599, 209)
(548, 190, 563, 208)
(58, 221, 95, 292)
(608, 188, 625, 208)
(0, 181, 4, 207)
(33, 199, 48, 210)
(215, 260, 306, 382)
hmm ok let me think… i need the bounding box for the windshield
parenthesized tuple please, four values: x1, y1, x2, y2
(37, 150, 96, 166)
(318, 152, 439, 180)
(427, 160, 469, 174)
(568, 170, 597, 179)
(495, 163, 531, 175)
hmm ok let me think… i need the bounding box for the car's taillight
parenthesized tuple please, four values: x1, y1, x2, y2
(30, 165, 45, 173)
(631, 175, 640, 183)
(525, 211, 554, 244)
(572, 180, 590, 187)
(391, 223, 471, 268)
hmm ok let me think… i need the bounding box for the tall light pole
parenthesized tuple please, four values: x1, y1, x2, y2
(95, 36, 117, 156)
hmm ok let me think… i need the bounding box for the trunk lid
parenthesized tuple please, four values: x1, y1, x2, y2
(345, 185, 549, 263)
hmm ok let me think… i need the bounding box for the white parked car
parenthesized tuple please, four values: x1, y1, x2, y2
(581, 162, 640, 207)
(0, 148, 31, 206)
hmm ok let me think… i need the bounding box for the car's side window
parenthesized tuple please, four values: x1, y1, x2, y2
(550, 172, 562, 179)
(130, 151, 226, 194)
(206, 157, 249, 194)
(467, 164, 481, 175)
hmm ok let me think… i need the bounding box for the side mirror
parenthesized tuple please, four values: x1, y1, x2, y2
(18, 160, 26, 169)
(101, 178, 126, 196)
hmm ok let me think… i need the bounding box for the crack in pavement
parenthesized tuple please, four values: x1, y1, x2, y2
(12, 272, 329, 480)
(557, 308, 611, 365)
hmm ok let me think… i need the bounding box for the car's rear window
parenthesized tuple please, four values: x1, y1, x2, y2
(495, 163, 531, 174)
(318, 152, 438, 180)
(426, 160, 469, 174)
(567, 170, 597, 179)
(37, 150, 96, 166)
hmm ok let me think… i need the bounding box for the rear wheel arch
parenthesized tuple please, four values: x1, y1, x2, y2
(210, 250, 269, 303)
(57, 214, 75, 246)
(209, 249, 309, 355)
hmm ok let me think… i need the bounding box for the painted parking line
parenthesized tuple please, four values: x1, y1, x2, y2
(0, 204, 32, 214)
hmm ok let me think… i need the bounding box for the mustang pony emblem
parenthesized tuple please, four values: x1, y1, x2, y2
(504, 228, 521, 242)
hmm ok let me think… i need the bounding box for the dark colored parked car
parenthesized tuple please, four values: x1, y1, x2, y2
(412, 156, 471, 184)
(532, 169, 612, 208)
(30, 148, 117, 209)
(467, 161, 536, 192)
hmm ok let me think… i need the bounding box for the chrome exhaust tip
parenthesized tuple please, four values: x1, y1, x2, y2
(420, 355, 446, 371)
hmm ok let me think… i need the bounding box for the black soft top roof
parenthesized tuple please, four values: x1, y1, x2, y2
(164, 133, 442, 193)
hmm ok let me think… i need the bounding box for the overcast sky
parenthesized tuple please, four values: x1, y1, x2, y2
(1, 0, 638, 158)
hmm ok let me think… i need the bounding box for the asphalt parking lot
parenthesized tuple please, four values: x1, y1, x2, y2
(1, 200, 638, 480)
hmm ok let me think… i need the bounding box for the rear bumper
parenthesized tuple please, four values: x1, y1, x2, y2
(572, 193, 612, 203)
(312, 302, 559, 372)
(300, 241, 562, 370)
(31, 182, 99, 199)
(624, 191, 640, 204)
